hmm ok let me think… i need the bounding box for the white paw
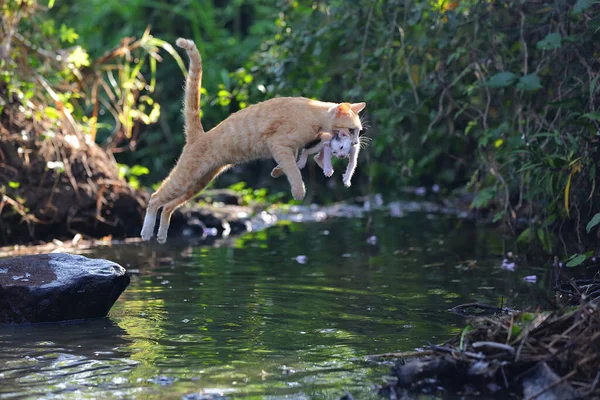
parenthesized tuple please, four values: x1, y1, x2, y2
(343, 174, 352, 187)
(141, 225, 154, 241)
(297, 158, 307, 169)
(291, 185, 306, 200)
(324, 167, 334, 177)
(157, 233, 168, 244)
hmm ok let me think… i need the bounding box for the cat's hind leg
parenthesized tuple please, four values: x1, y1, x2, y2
(141, 184, 185, 241)
(156, 165, 231, 243)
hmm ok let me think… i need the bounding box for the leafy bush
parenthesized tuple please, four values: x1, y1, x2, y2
(235, 0, 600, 249)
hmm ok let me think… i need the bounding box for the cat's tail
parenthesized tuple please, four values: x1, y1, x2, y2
(176, 38, 204, 141)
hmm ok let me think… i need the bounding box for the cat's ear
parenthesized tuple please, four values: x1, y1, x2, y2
(350, 102, 366, 114)
(329, 103, 352, 116)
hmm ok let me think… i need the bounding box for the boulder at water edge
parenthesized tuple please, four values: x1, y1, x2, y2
(0, 253, 130, 324)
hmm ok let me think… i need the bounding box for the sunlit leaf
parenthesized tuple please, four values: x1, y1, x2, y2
(67, 47, 90, 68)
(59, 24, 79, 44)
(565, 172, 572, 217)
(8, 181, 20, 189)
(130, 165, 150, 176)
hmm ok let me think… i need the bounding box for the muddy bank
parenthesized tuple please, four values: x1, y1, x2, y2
(0, 194, 470, 257)
(376, 286, 600, 399)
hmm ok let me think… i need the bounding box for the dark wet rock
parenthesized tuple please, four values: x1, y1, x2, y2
(0, 253, 129, 324)
(147, 375, 177, 386)
(170, 208, 245, 239)
(339, 391, 356, 400)
(522, 362, 578, 400)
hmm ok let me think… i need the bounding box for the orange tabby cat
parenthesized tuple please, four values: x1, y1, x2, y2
(141, 38, 366, 243)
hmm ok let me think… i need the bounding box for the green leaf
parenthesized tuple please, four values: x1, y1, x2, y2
(48, 0, 55, 8)
(586, 213, 600, 233)
(580, 112, 600, 122)
(67, 47, 90, 68)
(8, 181, 20, 189)
(459, 324, 472, 351)
(517, 227, 533, 243)
(566, 254, 586, 267)
(536, 33, 562, 50)
(486, 72, 518, 88)
(59, 24, 79, 44)
(573, 0, 592, 14)
(129, 165, 150, 176)
(45, 106, 60, 120)
(517, 74, 542, 91)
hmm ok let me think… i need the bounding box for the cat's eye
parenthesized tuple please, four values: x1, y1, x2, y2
(349, 128, 356, 135)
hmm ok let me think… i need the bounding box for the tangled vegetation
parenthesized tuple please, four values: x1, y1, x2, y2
(0, 0, 183, 243)
(241, 0, 600, 255)
(2, 0, 600, 256)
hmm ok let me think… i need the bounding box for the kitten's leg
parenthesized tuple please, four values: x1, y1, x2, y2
(321, 146, 334, 177)
(296, 149, 309, 169)
(342, 143, 360, 187)
(269, 143, 305, 200)
(313, 151, 324, 170)
(156, 165, 231, 243)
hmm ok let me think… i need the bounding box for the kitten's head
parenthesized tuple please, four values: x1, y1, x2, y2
(329, 102, 366, 140)
(330, 131, 353, 158)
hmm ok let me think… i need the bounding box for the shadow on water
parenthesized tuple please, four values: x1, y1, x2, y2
(0, 210, 550, 399)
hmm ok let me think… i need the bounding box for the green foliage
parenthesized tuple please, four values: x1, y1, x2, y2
(231, 0, 600, 248)
(227, 182, 284, 205)
(117, 164, 149, 189)
(566, 254, 587, 268)
(586, 213, 600, 233)
(49, 0, 277, 183)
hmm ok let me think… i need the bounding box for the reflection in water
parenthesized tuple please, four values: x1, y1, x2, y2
(0, 211, 546, 399)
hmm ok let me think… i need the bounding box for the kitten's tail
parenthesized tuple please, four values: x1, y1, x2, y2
(176, 38, 204, 141)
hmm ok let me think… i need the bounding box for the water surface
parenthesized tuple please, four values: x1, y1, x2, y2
(0, 210, 546, 399)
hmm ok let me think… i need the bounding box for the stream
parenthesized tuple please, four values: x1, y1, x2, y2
(0, 208, 547, 399)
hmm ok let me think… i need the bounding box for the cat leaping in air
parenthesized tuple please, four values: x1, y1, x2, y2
(141, 38, 366, 243)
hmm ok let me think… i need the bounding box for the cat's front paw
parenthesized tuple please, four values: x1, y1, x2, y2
(291, 184, 306, 200)
(323, 167, 334, 177)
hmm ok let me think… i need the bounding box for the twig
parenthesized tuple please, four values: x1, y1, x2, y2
(472, 341, 515, 355)
(365, 350, 434, 359)
(356, 3, 375, 85)
(398, 26, 419, 105)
